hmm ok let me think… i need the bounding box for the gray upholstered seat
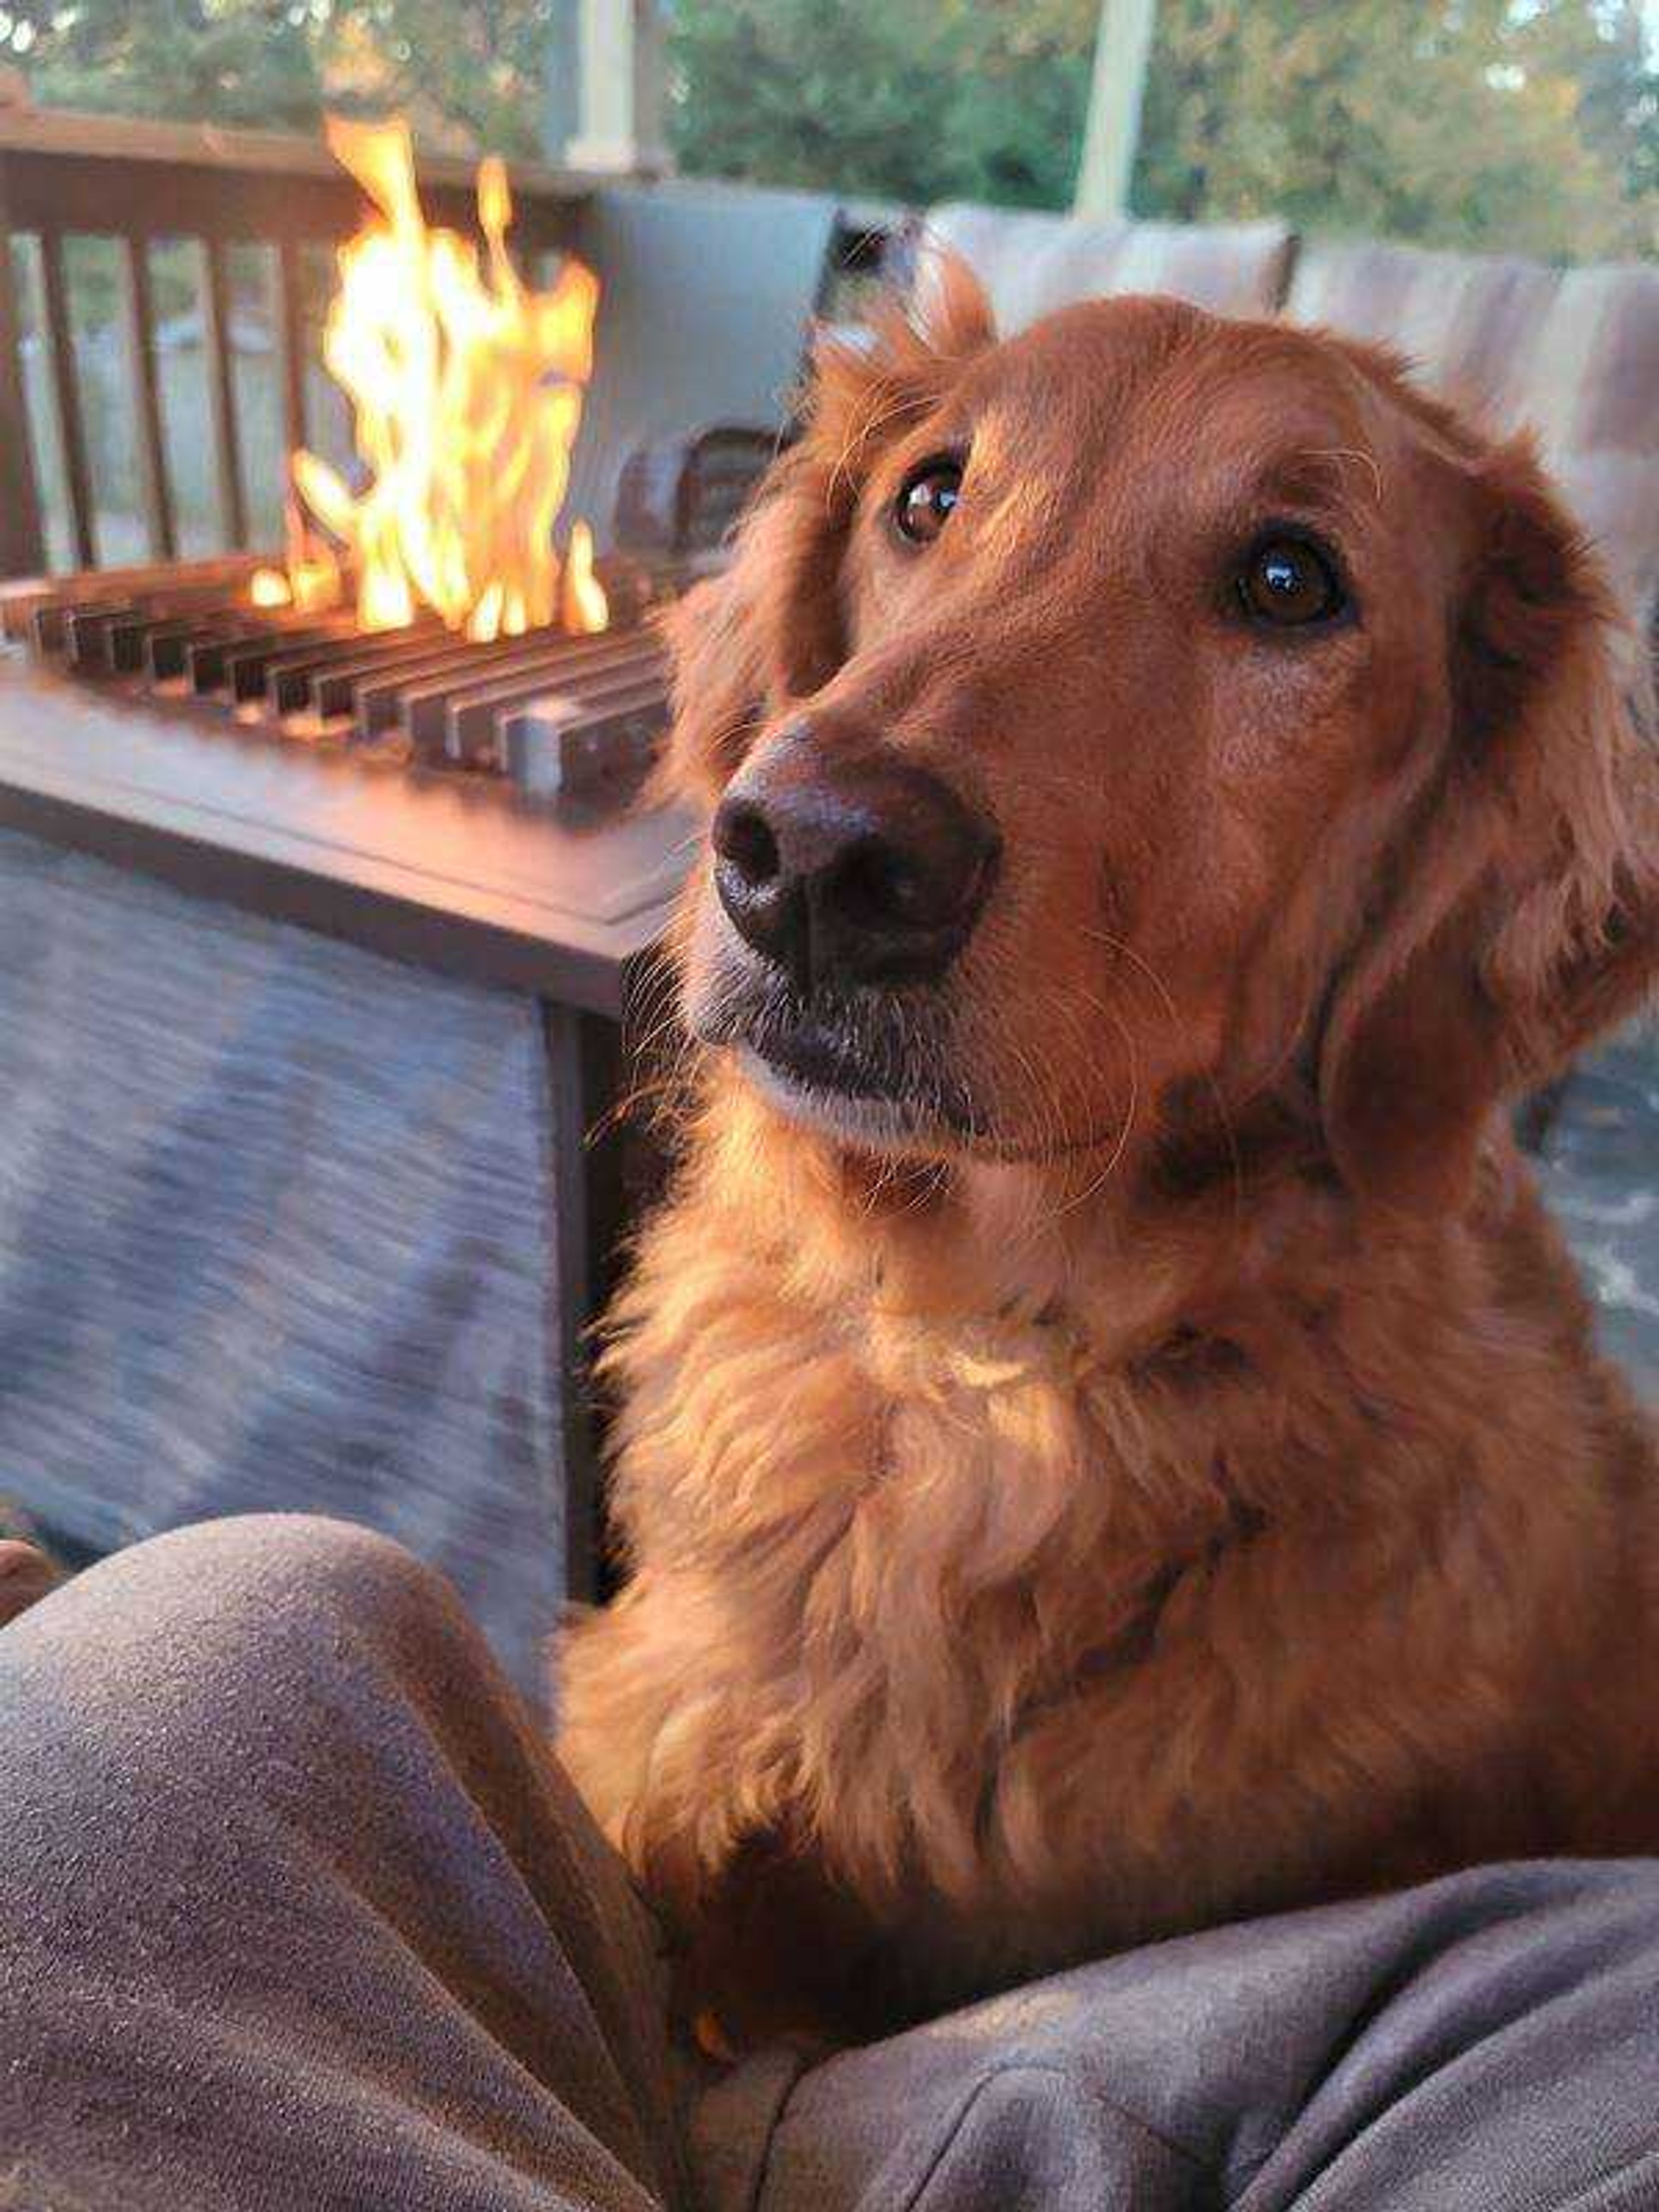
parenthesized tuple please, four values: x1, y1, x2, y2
(923, 200, 1295, 329)
(1287, 240, 1659, 637)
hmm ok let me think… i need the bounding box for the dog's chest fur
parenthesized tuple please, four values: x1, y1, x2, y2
(578, 1194, 1191, 1867)
(557, 1139, 1658, 2028)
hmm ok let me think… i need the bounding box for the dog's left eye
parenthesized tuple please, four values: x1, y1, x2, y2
(1237, 537, 1346, 627)
(895, 458, 963, 545)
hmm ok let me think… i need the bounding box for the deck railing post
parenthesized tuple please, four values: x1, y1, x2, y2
(198, 236, 249, 550)
(273, 236, 308, 459)
(0, 153, 45, 577)
(118, 234, 176, 562)
(1074, 0, 1158, 219)
(36, 226, 95, 568)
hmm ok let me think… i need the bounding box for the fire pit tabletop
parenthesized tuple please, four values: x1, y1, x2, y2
(0, 650, 693, 1016)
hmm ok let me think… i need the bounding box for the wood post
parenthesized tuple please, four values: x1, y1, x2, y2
(36, 227, 95, 568)
(565, 0, 669, 176)
(1074, 0, 1159, 219)
(272, 237, 308, 459)
(118, 235, 176, 562)
(0, 156, 45, 578)
(198, 237, 248, 549)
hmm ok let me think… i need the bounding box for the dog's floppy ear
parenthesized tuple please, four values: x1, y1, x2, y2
(1320, 435, 1659, 1214)
(653, 252, 996, 810)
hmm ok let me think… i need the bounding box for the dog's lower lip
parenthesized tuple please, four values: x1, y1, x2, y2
(750, 1023, 889, 1099)
(730, 1020, 986, 1142)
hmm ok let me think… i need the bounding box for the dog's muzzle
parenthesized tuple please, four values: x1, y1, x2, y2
(710, 739, 999, 998)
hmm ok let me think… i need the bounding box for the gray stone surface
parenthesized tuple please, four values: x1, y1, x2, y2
(1533, 1026, 1659, 1399)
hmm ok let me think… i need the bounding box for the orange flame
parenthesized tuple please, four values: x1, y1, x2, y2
(560, 520, 608, 633)
(253, 117, 606, 642)
(253, 499, 345, 613)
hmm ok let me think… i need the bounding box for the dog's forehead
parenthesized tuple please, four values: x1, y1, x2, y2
(953, 300, 1394, 471)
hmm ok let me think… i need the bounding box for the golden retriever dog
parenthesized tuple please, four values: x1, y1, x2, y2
(557, 261, 1659, 2050)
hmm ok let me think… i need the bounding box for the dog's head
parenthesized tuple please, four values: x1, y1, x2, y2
(661, 262, 1656, 1214)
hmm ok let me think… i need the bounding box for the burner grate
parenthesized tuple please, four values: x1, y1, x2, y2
(0, 551, 682, 807)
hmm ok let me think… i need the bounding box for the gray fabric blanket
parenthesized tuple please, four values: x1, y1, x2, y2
(3, 1513, 1657, 2211)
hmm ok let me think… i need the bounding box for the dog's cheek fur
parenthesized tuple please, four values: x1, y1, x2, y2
(1320, 435, 1659, 1214)
(651, 256, 997, 814)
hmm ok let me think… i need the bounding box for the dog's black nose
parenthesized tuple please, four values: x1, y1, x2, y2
(712, 748, 998, 991)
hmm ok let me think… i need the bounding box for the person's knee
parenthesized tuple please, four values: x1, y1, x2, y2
(137, 1510, 439, 1630)
(0, 1515, 484, 1993)
(4, 1513, 464, 1734)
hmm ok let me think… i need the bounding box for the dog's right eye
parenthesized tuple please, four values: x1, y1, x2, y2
(895, 458, 963, 545)
(1236, 534, 1347, 628)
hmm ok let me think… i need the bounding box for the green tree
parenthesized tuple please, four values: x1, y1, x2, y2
(3, 0, 1653, 261)
(319, 0, 556, 158)
(1, 0, 551, 154)
(3, 0, 324, 129)
(665, 0, 1099, 210)
(665, 0, 1654, 260)
(1131, 0, 1656, 259)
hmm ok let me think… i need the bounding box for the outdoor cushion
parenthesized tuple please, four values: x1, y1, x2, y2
(1502, 261, 1659, 636)
(1285, 238, 1562, 420)
(924, 202, 1295, 329)
(1288, 242, 1659, 634)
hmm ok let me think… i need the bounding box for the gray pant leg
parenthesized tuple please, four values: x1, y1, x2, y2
(0, 1514, 692, 2212)
(8, 1518, 1659, 2212)
(710, 1863, 1659, 2212)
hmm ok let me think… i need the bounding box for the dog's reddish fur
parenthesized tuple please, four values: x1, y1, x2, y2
(557, 265, 1659, 2047)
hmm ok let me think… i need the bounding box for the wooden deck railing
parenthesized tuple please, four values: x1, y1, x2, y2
(0, 105, 591, 579)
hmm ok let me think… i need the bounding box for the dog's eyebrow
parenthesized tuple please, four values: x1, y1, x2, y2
(1246, 445, 1385, 517)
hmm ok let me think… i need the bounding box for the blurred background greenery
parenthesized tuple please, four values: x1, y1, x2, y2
(0, 0, 1652, 262)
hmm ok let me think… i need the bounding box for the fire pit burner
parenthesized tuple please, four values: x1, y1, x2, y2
(2, 550, 681, 805)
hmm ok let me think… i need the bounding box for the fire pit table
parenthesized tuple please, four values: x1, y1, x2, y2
(0, 557, 696, 1704)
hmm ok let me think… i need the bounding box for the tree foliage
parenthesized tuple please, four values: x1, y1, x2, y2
(0, 0, 553, 154)
(1, 0, 1653, 261)
(1, 0, 324, 129)
(665, 0, 1655, 259)
(665, 0, 1099, 209)
(1131, 0, 1656, 258)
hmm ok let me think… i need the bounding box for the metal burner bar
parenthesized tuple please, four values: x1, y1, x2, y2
(144, 616, 255, 683)
(38, 597, 132, 657)
(184, 625, 286, 694)
(199, 619, 357, 698)
(256, 617, 452, 714)
(404, 632, 662, 760)
(62, 578, 278, 671)
(505, 677, 670, 799)
(44, 588, 247, 658)
(280, 619, 559, 721)
(115, 608, 235, 676)
(144, 599, 370, 686)
(102, 584, 289, 674)
(0, 553, 269, 644)
(444, 642, 667, 769)
(401, 631, 661, 760)
(313, 626, 572, 728)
